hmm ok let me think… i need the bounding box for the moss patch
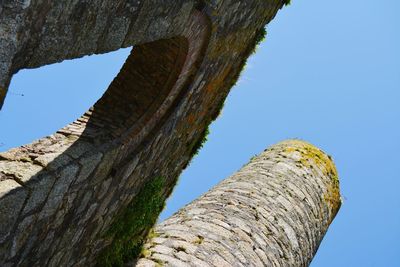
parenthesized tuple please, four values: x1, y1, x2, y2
(250, 27, 267, 56)
(97, 176, 166, 267)
(229, 27, 267, 89)
(185, 25, 269, 167)
(190, 127, 210, 158)
(185, 26, 268, 164)
(210, 97, 226, 122)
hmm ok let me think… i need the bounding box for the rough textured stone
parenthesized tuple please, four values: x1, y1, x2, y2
(0, 161, 42, 183)
(21, 173, 55, 215)
(0, 180, 28, 243)
(75, 152, 103, 184)
(138, 141, 341, 267)
(0, 0, 295, 265)
(38, 164, 79, 220)
(10, 215, 36, 258)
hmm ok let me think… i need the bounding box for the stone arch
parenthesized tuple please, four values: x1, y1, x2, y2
(0, 0, 288, 265)
(59, 10, 210, 156)
(63, 37, 190, 144)
(0, 11, 211, 266)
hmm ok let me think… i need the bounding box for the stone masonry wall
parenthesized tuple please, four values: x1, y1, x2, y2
(0, 0, 288, 266)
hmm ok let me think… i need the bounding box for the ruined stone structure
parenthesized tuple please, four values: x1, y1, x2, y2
(0, 0, 341, 266)
(137, 140, 341, 267)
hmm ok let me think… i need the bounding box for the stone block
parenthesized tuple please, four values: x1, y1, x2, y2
(0, 180, 28, 243)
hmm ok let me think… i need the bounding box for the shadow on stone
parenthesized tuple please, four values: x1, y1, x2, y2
(0, 11, 211, 265)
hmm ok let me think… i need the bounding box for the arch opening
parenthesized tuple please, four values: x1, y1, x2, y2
(0, 48, 129, 152)
(58, 37, 189, 147)
(0, 10, 211, 266)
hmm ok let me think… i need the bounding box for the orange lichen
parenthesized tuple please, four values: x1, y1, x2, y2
(282, 140, 341, 216)
(323, 181, 341, 222)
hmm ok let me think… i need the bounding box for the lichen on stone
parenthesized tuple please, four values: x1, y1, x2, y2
(282, 139, 342, 214)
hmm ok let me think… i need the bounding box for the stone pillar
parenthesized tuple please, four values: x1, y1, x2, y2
(137, 140, 341, 267)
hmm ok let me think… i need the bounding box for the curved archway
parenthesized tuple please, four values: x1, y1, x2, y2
(0, 0, 287, 264)
(59, 37, 188, 144)
(0, 11, 210, 266)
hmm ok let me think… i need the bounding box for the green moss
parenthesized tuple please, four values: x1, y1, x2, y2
(250, 27, 267, 55)
(190, 127, 210, 158)
(140, 248, 152, 258)
(210, 98, 226, 122)
(147, 228, 160, 239)
(97, 176, 166, 267)
(185, 26, 269, 167)
(229, 27, 267, 89)
(182, 125, 210, 170)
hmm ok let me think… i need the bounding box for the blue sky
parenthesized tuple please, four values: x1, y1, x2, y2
(1, 0, 399, 266)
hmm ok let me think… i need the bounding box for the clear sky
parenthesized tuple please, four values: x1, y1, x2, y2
(1, 0, 399, 266)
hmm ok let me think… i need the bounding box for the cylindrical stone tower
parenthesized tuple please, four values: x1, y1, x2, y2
(137, 140, 341, 267)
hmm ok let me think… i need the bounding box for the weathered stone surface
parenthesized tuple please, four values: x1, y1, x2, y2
(90, 148, 118, 186)
(65, 141, 94, 159)
(138, 141, 341, 267)
(38, 164, 79, 220)
(75, 151, 103, 184)
(0, 160, 42, 183)
(34, 153, 72, 171)
(10, 215, 36, 258)
(21, 173, 55, 215)
(0, 0, 291, 265)
(0, 180, 28, 243)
